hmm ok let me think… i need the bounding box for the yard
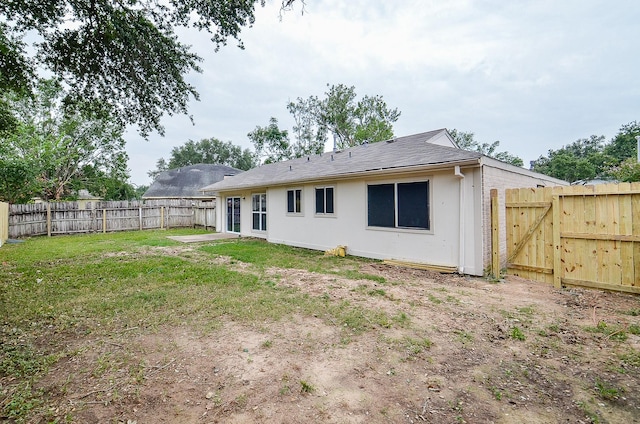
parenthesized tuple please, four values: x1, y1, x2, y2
(1, 230, 639, 423)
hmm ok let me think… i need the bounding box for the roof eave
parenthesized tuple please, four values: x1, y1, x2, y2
(204, 158, 482, 193)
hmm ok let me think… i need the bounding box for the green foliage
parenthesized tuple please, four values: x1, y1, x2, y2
(247, 117, 293, 164)
(449, 129, 524, 166)
(287, 97, 327, 157)
(595, 378, 622, 401)
(610, 158, 640, 183)
(299, 380, 315, 394)
(315, 83, 400, 149)
(148, 137, 257, 179)
(510, 326, 526, 341)
(0, 79, 132, 202)
(531, 122, 640, 182)
(0, 0, 296, 137)
(250, 84, 401, 163)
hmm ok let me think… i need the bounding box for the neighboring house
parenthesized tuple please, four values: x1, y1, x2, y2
(143, 164, 243, 201)
(75, 189, 102, 210)
(201, 129, 568, 276)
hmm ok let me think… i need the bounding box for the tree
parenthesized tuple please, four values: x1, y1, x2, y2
(450, 129, 524, 167)
(0, 79, 130, 202)
(604, 121, 640, 163)
(314, 84, 400, 150)
(530, 135, 620, 183)
(148, 137, 257, 179)
(247, 117, 292, 164)
(250, 84, 401, 162)
(287, 97, 326, 158)
(0, 1, 298, 137)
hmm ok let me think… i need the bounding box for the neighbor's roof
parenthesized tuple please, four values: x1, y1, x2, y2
(143, 164, 243, 199)
(201, 129, 482, 192)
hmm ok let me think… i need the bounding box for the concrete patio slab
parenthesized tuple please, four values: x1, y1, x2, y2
(167, 233, 241, 243)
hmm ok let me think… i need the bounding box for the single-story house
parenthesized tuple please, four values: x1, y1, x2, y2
(201, 129, 568, 276)
(143, 164, 243, 201)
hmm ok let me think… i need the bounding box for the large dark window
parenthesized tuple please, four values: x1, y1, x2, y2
(367, 181, 430, 230)
(287, 189, 302, 213)
(315, 187, 334, 214)
(367, 184, 395, 227)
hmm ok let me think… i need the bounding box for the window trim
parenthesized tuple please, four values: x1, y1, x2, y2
(366, 178, 432, 232)
(314, 185, 335, 216)
(251, 192, 267, 232)
(286, 188, 303, 215)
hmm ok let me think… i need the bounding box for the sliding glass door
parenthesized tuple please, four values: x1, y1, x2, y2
(226, 197, 241, 233)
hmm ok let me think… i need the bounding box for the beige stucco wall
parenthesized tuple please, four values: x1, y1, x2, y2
(216, 167, 485, 276)
(480, 159, 569, 272)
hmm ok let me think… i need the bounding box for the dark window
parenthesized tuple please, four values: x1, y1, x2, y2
(367, 184, 395, 227)
(287, 189, 302, 213)
(315, 187, 335, 214)
(367, 181, 430, 230)
(398, 181, 429, 229)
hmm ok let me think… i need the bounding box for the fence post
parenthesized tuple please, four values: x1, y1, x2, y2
(491, 189, 500, 279)
(161, 207, 164, 229)
(46, 202, 51, 237)
(552, 194, 561, 289)
(139, 207, 143, 231)
(103, 209, 107, 233)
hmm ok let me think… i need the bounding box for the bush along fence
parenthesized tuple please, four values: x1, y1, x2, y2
(8, 199, 216, 239)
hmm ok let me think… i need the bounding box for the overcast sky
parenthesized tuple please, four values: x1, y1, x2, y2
(126, 0, 640, 186)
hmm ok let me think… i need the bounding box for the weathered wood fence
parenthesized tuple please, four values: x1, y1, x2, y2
(8, 199, 216, 239)
(505, 183, 639, 294)
(0, 201, 8, 246)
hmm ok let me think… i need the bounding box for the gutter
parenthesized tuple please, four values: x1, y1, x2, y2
(454, 165, 465, 274)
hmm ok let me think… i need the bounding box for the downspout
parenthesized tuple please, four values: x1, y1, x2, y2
(454, 166, 465, 274)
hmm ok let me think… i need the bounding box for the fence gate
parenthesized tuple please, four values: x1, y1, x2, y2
(506, 183, 640, 294)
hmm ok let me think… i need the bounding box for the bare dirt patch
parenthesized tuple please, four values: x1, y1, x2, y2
(26, 263, 640, 423)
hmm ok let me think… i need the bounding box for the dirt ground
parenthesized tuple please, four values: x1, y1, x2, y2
(28, 256, 640, 423)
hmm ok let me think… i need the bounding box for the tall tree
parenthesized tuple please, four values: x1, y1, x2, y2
(450, 129, 524, 167)
(0, 79, 130, 202)
(603, 121, 640, 163)
(247, 117, 292, 164)
(251, 84, 401, 162)
(315, 84, 400, 150)
(0, 0, 298, 137)
(287, 97, 326, 157)
(148, 138, 257, 179)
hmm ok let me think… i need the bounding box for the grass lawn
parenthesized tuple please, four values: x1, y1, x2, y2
(0, 229, 391, 422)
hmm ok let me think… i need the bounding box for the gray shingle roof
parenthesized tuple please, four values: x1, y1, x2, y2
(143, 164, 243, 198)
(201, 129, 482, 192)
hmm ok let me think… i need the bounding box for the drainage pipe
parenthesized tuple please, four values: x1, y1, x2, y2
(454, 166, 465, 274)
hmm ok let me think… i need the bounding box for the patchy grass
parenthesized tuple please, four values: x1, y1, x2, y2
(199, 239, 385, 283)
(0, 230, 406, 422)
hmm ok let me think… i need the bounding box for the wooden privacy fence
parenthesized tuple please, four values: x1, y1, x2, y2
(0, 201, 8, 247)
(9, 199, 216, 238)
(505, 183, 639, 294)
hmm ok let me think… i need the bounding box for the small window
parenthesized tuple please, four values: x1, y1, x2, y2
(252, 193, 267, 231)
(287, 189, 302, 214)
(315, 186, 334, 214)
(367, 181, 429, 230)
